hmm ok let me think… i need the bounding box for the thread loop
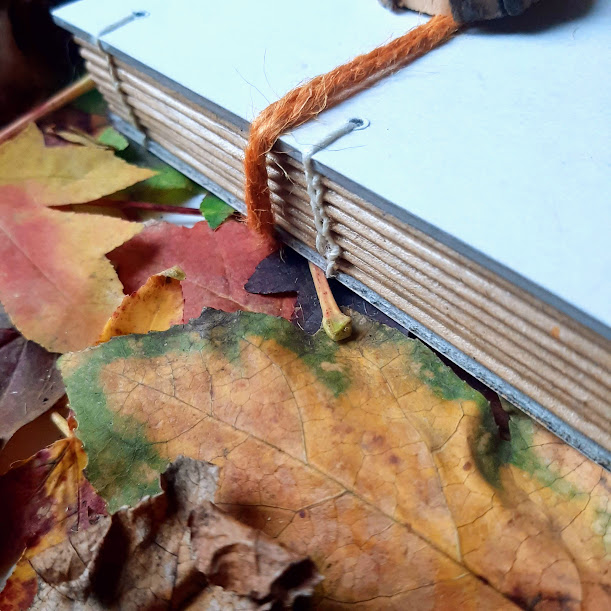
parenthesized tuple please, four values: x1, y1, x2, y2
(303, 119, 362, 277)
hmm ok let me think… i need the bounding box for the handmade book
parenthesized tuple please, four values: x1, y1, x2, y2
(52, 0, 610, 467)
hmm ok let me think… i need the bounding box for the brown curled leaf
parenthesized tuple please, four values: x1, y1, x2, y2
(0, 456, 320, 610)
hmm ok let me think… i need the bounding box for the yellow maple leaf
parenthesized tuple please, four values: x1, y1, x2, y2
(0, 123, 154, 205)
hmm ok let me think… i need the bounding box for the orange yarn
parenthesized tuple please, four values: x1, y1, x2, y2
(244, 14, 460, 238)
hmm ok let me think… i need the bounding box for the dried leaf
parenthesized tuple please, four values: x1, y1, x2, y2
(0, 401, 70, 474)
(98, 267, 185, 343)
(0, 425, 107, 611)
(0, 302, 13, 330)
(0, 185, 142, 352)
(0, 123, 153, 205)
(200, 194, 235, 230)
(57, 310, 611, 608)
(108, 221, 296, 322)
(1, 456, 320, 610)
(50, 126, 128, 152)
(0, 331, 64, 448)
(38, 105, 112, 148)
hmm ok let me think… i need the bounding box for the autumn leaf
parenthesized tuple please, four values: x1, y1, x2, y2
(49, 128, 105, 149)
(47, 126, 128, 154)
(0, 185, 142, 352)
(108, 220, 296, 322)
(200, 194, 235, 230)
(0, 456, 321, 610)
(0, 123, 154, 205)
(98, 266, 185, 343)
(58, 310, 610, 608)
(0, 328, 64, 448)
(0, 420, 107, 611)
(38, 102, 109, 149)
(37, 104, 199, 207)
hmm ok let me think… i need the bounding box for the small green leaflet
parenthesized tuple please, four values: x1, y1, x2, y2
(96, 127, 129, 151)
(143, 165, 193, 191)
(200, 195, 234, 230)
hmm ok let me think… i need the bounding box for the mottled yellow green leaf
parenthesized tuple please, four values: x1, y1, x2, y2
(58, 310, 611, 608)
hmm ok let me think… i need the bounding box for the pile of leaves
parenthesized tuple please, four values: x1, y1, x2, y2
(0, 102, 608, 610)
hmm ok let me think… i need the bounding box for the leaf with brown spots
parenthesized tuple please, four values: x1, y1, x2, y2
(108, 220, 296, 322)
(58, 310, 611, 608)
(0, 455, 320, 610)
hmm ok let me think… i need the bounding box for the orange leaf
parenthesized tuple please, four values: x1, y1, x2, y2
(98, 267, 185, 343)
(0, 123, 154, 205)
(0, 185, 142, 352)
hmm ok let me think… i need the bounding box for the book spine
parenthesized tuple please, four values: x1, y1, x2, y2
(73, 37, 611, 469)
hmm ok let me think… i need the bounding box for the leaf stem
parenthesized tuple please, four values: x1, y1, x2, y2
(309, 261, 352, 341)
(0, 75, 96, 145)
(51, 412, 72, 438)
(57, 199, 204, 216)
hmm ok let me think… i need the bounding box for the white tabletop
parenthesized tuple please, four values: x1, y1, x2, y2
(53, 0, 611, 331)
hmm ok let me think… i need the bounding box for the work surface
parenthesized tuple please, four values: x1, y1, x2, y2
(54, 0, 611, 333)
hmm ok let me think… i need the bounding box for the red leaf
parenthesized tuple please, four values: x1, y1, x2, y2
(108, 220, 296, 321)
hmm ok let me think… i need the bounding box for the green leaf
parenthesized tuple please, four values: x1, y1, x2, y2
(115, 148, 204, 205)
(96, 127, 129, 151)
(130, 165, 202, 205)
(199, 195, 234, 230)
(71, 90, 108, 115)
(143, 164, 193, 191)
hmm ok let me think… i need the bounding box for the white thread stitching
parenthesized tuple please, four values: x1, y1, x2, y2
(95, 12, 147, 132)
(303, 120, 361, 277)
